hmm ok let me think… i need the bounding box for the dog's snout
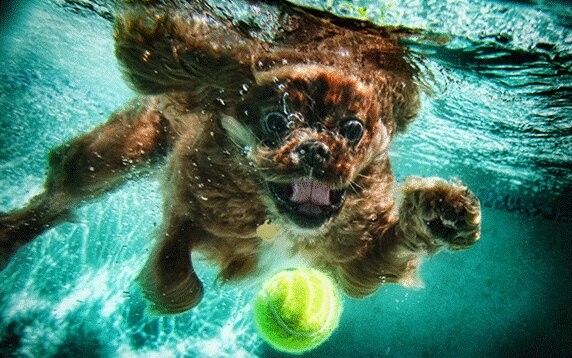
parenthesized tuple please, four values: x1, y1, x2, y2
(297, 140, 330, 169)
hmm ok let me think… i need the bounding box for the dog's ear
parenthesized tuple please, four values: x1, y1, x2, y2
(247, 1, 420, 133)
(114, 2, 258, 108)
(266, 4, 421, 133)
(114, 0, 420, 126)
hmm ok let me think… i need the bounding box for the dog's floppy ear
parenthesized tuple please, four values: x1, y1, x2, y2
(265, 3, 421, 133)
(114, 1, 258, 107)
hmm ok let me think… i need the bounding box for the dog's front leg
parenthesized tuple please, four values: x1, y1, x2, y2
(135, 214, 205, 314)
(0, 96, 170, 269)
(334, 177, 480, 298)
(134, 126, 218, 315)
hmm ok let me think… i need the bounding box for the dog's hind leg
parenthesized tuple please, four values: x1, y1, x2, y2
(0, 96, 171, 268)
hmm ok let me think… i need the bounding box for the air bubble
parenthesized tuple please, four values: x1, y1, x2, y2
(239, 84, 249, 96)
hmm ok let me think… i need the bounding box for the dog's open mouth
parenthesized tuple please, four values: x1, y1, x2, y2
(268, 180, 345, 228)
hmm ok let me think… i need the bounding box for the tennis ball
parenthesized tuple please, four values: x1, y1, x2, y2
(253, 268, 342, 354)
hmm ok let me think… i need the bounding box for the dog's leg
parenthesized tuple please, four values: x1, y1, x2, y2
(0, 97, 170, 268)
(134, 126, 213, 314)
(135, 215, 205, 314)
(335, 177, 481, 297)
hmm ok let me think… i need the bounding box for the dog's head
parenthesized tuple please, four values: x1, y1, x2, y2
(220, 65, 391, 229)
(115, 1, 419, 230)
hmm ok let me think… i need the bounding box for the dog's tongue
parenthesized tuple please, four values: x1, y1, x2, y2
(290, 180, 331, 206)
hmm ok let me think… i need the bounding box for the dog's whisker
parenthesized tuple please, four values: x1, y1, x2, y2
(349, 181, 365, 193)
(356, 172, 374, 181)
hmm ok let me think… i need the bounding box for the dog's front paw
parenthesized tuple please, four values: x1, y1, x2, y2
(400, 177, 481, 250)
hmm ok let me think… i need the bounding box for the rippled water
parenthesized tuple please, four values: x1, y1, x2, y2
(0, 0, 570, 357)
(302, 0, 572, 220)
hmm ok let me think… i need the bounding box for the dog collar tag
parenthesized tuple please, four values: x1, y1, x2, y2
(256, 220, 280, 241)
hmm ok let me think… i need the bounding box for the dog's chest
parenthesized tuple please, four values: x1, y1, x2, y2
(188, 146, 266, 238)
(256, 232, 312, 277)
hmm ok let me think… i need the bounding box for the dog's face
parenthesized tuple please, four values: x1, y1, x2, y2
(226, 65, 393, 230)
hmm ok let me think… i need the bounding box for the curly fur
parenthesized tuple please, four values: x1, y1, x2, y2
(0, 0, 481, 314)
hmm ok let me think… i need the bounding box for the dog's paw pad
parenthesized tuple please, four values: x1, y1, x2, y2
(423, 185, 481, 249)
(401, 177, 481, 250)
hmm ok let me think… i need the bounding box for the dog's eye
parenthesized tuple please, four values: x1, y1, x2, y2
(340, 118, 364, 145)
(263, 112, 290, 136)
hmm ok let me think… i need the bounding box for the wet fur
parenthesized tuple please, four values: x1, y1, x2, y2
(0, 0, 481, 314)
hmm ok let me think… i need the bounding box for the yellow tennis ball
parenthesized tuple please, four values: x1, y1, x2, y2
(253, 268, 342, 354)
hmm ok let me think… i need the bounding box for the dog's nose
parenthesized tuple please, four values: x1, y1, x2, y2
(297, 140, 330, 169)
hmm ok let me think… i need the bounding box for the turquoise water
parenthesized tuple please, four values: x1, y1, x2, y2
(0, 0, 570, 356)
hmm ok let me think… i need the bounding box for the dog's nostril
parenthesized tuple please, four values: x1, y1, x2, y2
(297, 140, 330, 169)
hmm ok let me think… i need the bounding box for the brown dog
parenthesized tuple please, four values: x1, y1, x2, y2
(0, 0, 481, 314)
